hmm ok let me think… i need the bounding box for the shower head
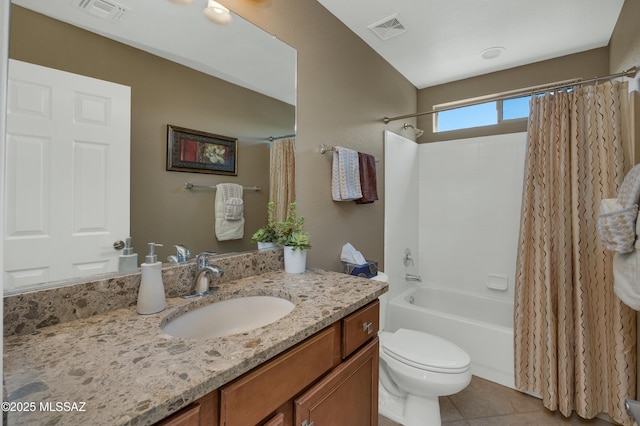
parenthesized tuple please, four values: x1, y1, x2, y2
(403, 123, 424, 138)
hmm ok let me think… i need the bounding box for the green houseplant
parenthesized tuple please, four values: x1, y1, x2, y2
(277, 203, 311, 273)
(251, 202, 279, 249)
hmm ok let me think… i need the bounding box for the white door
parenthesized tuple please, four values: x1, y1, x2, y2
(4, 59, 131, 290)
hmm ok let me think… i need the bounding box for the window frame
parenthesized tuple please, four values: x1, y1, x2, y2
(433, 95, 530, 134)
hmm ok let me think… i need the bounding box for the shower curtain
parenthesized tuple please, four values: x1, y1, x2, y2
(269, 138, 296, 221)
(514, 80, 636, 425)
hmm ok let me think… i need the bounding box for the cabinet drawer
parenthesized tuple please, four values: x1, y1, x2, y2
(342, 300, 379, 358)
(220, 323, 341, 426)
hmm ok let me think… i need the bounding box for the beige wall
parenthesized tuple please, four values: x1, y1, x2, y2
(222, 0, 418, 271)
(417, 48, 610, 143)
(9, 5, 295, 262)
(610, 0, 640, 166)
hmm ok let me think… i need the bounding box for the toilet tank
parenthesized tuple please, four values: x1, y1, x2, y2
(371, 272, 389, 331)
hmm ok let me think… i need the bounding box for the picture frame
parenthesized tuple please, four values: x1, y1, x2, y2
(166, 125, 238, 175)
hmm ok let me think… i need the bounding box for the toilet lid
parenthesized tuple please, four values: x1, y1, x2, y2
(382, 329, 471, 374)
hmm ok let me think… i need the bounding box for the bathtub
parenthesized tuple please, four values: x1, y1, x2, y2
(386, 286, 515, 389)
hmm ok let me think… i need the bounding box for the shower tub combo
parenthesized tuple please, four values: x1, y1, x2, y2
(386, 286, 515, 389)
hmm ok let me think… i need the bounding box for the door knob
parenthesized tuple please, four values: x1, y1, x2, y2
(113, 240, 125, 250)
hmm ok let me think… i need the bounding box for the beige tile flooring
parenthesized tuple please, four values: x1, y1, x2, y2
(379, 376, 615, 426)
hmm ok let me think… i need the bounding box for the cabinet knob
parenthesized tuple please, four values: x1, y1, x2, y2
(362, 322, 373, 334)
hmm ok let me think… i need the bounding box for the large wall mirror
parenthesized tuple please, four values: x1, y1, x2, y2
(4, 0, 296, 293)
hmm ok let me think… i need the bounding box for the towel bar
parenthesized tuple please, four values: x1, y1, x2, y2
(184, 183, 261, 191)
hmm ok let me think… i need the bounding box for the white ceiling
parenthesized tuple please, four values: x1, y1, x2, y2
(316, 0, 625, 89)
(11, 0, 296, 105)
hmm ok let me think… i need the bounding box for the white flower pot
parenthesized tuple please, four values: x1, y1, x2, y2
(284, 246, 307, 273)
(257, 242, 279, 250)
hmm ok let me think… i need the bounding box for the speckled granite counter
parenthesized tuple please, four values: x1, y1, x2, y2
(3, 269, 387, 426)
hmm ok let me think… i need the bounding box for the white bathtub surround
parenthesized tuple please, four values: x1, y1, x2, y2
(387, 286, 515, 389)
(384, 131, 525, 389)
(383, 131, 420, 305)
(418, 133, 526, 299)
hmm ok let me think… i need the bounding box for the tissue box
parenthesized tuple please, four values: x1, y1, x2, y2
(343, 260, 378, 278)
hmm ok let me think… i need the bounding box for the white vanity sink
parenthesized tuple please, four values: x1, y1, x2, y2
(162, 296, 295, 339)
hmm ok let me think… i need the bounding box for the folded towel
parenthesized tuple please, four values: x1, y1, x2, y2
(598, 164, 640, 253)
(618, 163, 640, 208)
(215, 183, 244, 241)
(613, 215, 640, 309)
(331, 147, 362, 201)
(598, 198, 638, 253)
(355, 152, 378, 204)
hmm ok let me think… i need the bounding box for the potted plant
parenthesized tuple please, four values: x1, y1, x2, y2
(276, 202, 311, 273)
(251, 202, 279, 249)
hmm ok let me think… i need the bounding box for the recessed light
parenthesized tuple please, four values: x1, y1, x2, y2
(480, 46, 505, 60)
(203, 0, 232, 25)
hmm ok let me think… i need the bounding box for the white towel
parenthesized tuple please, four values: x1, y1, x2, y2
(613, 215, 640, 310)
(331, 147, 362, 201)
(598, 164, 640, 253)
(215, 183, 244, 241)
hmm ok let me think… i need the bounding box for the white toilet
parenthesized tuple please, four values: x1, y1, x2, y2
(373, 273, 471, 426)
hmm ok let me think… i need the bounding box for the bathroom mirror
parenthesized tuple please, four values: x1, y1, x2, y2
(4, 0, 296, 293)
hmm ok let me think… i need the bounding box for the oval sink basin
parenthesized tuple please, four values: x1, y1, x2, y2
(163, 296, 295, 339)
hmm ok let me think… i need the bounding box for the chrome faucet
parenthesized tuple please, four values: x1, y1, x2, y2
(167, 244, 190, 264)
(183, 252, 223, 298)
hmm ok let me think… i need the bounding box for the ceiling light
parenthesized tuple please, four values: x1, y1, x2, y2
(203, 0, 232, 25)
(480, 46, 505, 60)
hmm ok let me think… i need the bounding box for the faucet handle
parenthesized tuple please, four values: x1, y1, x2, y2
(196, 251, 217, 268)
(173, 244, 191, 262)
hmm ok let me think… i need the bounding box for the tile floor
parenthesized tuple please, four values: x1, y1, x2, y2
(379, 376, 615, 425)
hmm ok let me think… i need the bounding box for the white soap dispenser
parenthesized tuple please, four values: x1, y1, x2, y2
(137, 242, 165, 315)
(118, 237, 138, 274)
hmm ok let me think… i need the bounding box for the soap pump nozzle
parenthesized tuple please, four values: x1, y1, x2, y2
(145, 243, 163, 264)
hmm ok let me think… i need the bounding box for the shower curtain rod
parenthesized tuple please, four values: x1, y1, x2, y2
(382, 66, 638, 124)
(267, 134, 296, 141)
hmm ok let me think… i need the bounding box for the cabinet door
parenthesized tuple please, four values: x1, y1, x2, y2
(156, 403, 200, 426)
(220, 323, 341, 426)
(294, 338, 379, 426)
(263, 412, 285, 426)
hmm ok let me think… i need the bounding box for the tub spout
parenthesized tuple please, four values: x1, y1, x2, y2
(405, 274, 422, 282)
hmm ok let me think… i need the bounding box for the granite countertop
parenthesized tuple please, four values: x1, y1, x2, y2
(3, 269, 387, 426)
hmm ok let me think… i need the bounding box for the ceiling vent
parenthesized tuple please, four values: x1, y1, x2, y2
(367, 13, 407, 41)
(73, 0, 130, 23)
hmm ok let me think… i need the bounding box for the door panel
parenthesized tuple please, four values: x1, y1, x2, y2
(4, 59, 131, 290)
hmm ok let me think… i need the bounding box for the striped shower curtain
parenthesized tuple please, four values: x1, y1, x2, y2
(514, 80, 637, 424)
(269, 138, 296, 221)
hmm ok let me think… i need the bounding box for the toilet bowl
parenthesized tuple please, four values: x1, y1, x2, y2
(378, 329, 471, 426)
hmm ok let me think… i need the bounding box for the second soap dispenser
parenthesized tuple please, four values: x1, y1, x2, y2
(137, 242, 165, 315)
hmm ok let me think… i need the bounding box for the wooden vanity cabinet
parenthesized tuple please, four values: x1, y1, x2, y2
(157, 300, 379, 426)
(156, 391, 219, 426)
(294, 338, 379, 426)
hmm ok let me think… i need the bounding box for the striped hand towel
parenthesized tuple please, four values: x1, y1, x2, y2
(331, 147, 363, 201)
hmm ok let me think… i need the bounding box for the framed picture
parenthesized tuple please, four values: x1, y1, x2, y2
(166, 125, 238, 175)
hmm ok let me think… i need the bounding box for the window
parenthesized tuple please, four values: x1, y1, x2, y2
(502, 96, 530, 121)
(434, 95, 530, 133)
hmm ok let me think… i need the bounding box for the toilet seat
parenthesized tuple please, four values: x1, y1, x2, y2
(382, 328, 471, 374)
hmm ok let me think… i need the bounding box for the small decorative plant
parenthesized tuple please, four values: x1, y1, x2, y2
(276, 202, 311, 252)
(251, 201, 279, 244)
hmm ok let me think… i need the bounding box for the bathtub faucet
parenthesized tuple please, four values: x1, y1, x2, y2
(405, 274, 422, 282)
